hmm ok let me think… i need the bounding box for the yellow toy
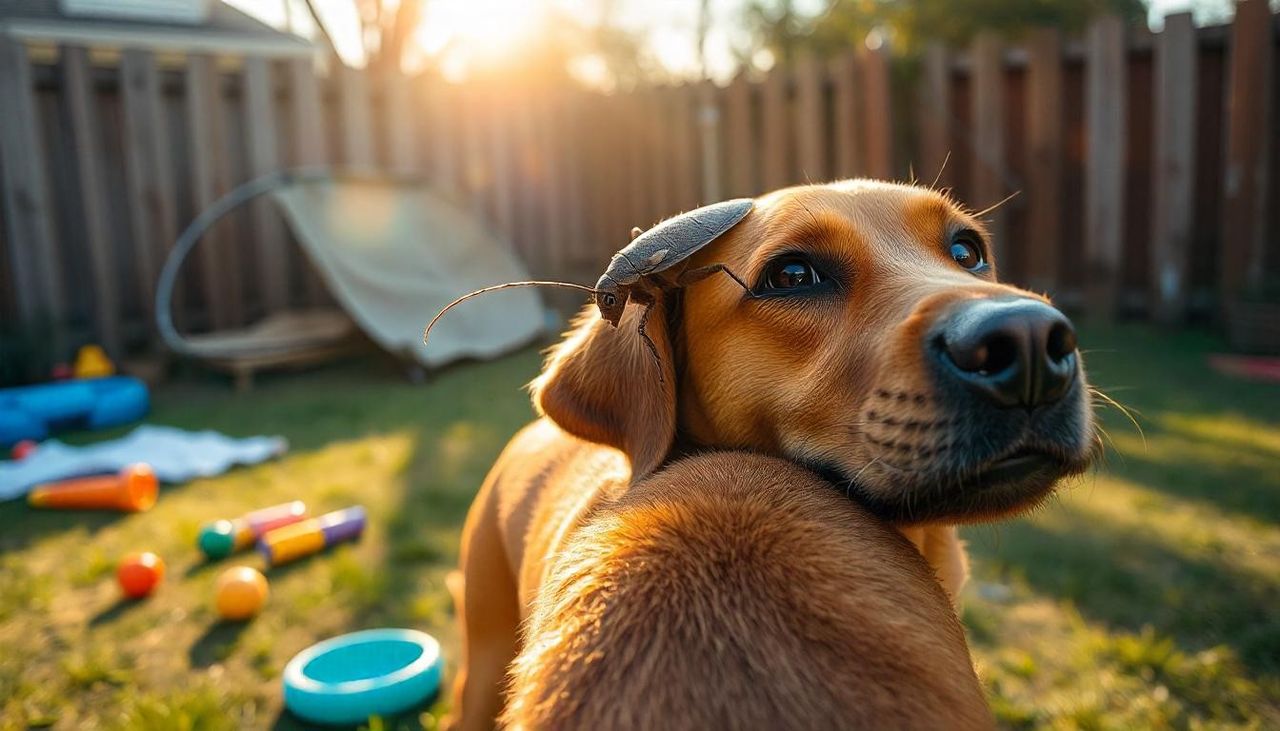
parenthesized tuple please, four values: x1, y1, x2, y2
(73, 345, 115, 379)
(215, 566, 269, 620)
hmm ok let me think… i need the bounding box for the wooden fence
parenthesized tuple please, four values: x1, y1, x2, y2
(1, 2, 1278, 364)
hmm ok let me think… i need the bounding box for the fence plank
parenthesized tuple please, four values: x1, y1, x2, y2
(382, 71, 420, 176)
(795, 53, 826, 182)
(860, 42, 894, 179)
(185, 54, 240, 328)
(917, 44, 951, 189)
(62, 46, 121, 355)
(670, 85, 699, 208)
(1220, 0, 1274, 307)
(647, 88, 674, 219)
(1150, 13, 1196, 323)
(970, 33, 1008, 262)
(243, 56, 289, 314)
(0, 37, 63, 329)
(723, 73, 755, 196)
(761, 66, 790, 189)
(120, 49, 177, 326)
(337, 65, 375, 168)
(697, 82, 724, 202)
(1084, 16, 1126, 319)
(285, 57, 329, 306)
(424, 80, 459, 193)
(830, 51, 860, 179)
(1025, 28, 1064, 294)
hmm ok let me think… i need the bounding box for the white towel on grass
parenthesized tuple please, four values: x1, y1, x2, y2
(0, 425, 287, 501)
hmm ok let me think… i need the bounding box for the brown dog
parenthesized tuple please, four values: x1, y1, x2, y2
(502, 452, 993, 729)
(450, 180, 1096, 728)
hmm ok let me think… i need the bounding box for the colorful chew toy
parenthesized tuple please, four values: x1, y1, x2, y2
(283, 628, 443, 725)
(198, 501, 308, 560)
(215, 566, 269, 620)
(258, 506, 366, 566)
(28, 463, 158, 512)
(117, 551, 165, 598)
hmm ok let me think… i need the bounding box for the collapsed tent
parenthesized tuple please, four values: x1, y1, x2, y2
(156, 169, 545, 372)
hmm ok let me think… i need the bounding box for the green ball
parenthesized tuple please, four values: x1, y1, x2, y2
(198, 520, 237, 560)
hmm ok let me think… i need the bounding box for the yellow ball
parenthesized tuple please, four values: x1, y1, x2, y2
(215, 566, 269, 621)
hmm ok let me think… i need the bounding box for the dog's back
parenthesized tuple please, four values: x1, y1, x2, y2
(503, 453, 992, 730)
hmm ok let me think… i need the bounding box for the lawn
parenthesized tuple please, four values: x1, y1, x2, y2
(1, 324, 1277, 730)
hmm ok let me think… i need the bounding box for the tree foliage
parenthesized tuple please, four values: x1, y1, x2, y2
(742, 0, 1147, 63)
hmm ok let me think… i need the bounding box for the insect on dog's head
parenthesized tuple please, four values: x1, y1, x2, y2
(674, 181, 1096, 524)
(593, 274, 627, 326)
(532, 180, 1095, 524)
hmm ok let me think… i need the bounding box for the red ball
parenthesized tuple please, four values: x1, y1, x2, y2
(117, 551, 165, 598)
(10, 440, 37, 460)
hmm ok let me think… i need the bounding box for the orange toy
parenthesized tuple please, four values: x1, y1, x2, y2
(117, 551, 165, 598)
(27, 464, 158, 512)
(215, 566, 269, 621)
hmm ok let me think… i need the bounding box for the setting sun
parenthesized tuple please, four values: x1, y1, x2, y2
(413, 0, 549, 76)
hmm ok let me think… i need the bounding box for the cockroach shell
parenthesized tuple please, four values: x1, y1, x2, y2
(608, 198, 754, 280)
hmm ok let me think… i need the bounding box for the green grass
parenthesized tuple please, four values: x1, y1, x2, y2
(1, 325, 1277, 729)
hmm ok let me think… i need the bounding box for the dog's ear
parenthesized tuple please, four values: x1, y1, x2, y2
(530, 300, 676, 481)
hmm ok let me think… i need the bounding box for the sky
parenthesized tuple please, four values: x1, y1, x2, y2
(226, 0, 1239, 80)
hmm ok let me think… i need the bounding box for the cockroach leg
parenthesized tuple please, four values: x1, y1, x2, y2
(678, 263, 751, 293)
(631, 289, 664, 379)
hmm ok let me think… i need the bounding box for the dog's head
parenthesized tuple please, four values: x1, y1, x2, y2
(532, 181, 1096, 525)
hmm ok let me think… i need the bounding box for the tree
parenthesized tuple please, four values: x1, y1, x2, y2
(740, 0, 1147, 64)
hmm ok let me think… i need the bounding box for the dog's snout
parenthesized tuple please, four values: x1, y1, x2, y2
(935, 297, 1078, 409)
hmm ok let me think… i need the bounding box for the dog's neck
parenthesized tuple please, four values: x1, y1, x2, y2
(896, 524, 967, 603)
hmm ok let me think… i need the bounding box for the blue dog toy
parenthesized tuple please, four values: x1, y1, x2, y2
(0, 376, 149, 447)
(283, 628, 443, 725)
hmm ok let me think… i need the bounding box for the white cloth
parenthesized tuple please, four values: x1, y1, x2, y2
(0, 425, 287, 500)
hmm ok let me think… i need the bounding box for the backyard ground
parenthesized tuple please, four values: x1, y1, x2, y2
(1, 324, 1277, 730)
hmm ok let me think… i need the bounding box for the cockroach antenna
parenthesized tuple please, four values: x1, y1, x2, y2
(423, 280, 598, 346)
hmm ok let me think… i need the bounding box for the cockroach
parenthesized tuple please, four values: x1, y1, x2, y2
(423, 198, 755, 372)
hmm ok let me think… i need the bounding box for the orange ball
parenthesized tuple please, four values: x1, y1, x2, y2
(117, 551, 165, 598)
(215, 566, 269, 620)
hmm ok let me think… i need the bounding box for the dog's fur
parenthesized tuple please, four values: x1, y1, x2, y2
(450, 181, 1096, 729)
(501, 451, 993, 729)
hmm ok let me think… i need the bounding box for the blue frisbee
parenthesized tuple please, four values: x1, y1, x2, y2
(283, 628, 443, 725)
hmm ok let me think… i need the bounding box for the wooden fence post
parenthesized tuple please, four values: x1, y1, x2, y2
(761, 65, 790, 189)
(121, 49, 177, 324)
(1150, 12, 1196, 323)
(1221, 0, 1274, 309)
(830, 51, 860, 179)
(860, 39, 894, 179)
(723, 73, 755, 196)
(1084, 16, 1126, 320)
(795, 53, 827, 183)
(0, 36, 63, 330)
(63, 46, 121, 355)
(382, 71, 420, 176)
(1025, 28, 1064, 294)
(970, 32, 1007, 263)
(285, 56, 330, 306)
(917, 44, 951, 190)
(698, 82, 724, 203)
(243, 56, 289, 314)
(670, 85, 699, 208)
(186, 54, 240, 328)
(337, 64, 374, 168)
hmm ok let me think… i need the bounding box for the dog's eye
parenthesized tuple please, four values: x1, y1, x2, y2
(949, 231, 987, 272)
(761, 257, 824, 291)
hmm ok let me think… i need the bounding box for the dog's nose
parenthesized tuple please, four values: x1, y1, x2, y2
(936, 297, 1078, 409)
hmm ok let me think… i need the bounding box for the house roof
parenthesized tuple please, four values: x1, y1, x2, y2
(0, 0, 314, 57)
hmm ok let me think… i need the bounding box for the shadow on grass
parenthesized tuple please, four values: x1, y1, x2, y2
(190, 620, 253, 668)
(966, 504, 1280, 676)
(88, 596, 150, 626)
(267, 691, 440, 731)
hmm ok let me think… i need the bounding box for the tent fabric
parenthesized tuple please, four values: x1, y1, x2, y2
(266, 177, 545, 368)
